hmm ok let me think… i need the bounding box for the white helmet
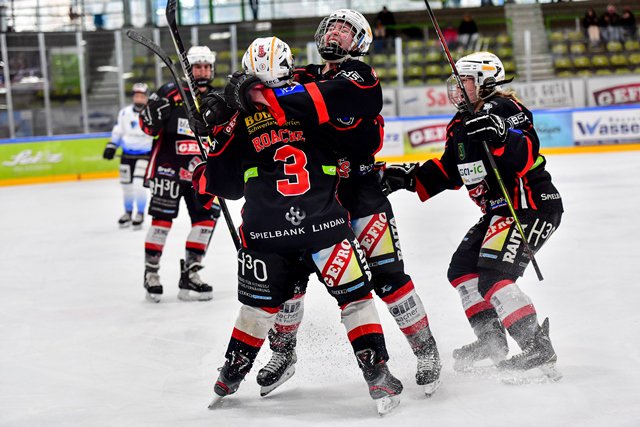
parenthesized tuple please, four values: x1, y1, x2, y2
(132, 82, 149, 96)
(242, 36, 294, 88)
(447, 51, 506, 110)
(187, 46, 215, 87)
(315, 9, 372, 62)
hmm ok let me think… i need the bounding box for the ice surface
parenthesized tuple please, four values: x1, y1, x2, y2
(1, 151, 639, 426)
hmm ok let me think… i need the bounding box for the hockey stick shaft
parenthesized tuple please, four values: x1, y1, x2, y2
(126, 30, 241, 251)
(421, 0, 543, 281)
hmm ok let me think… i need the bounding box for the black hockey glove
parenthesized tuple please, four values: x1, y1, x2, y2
(380, 163, 418, 196)
(200, 91, 235, 127)
(140, 93, 171, 131)
(187, 106, 210, 138)
(464, 112, 510, 148)
(102, 142, 117, 160)
(224, 71, 261, 114)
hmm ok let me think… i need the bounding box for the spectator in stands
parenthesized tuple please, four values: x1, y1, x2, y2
(249, 0, 259, 20)
(373, 19, 388, 52)
(376, 6, 396, 39)
(599, 4, 622, 43)
(443, 23, 459, 50)
(620, 8, 637, 41)
(458, 14, 479, 51)
(582, 8, 601, 46)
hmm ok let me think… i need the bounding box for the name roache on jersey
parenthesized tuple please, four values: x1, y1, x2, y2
(206, 108, 350, 253)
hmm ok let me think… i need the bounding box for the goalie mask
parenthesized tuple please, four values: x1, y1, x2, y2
(187, 46, 215, 88)
(242, 36, 294, 88)
(447, 51, 506, 111)
(315, 9, 372, 62)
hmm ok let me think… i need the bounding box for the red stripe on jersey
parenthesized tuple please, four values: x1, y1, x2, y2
(340, 292, 373, 311)
(151, 219, 173, 228)
(465, 301, 494, 319)
(305, 83, 330, 124)
(432, 158, 449, 180)
(186, 242, 207, 251)
(400, 316, 429, 335)
(510, 98, 524, 111)
(239, 225, 248, 248)
(523, 176, 537, 210)
(513, 181, 520, 210)
(381, 280, 415, 304)
(263, 89, 287, 126)
(416, 178, 431, 202)
(493, 145, 506, 157)
(446, 119, 462, 133)
(503, 304, 536, 328)
(145, 243, 164, 252)
(347, 323, 384, 342)
(192, 220, 215, 227)
(321, 242, 353, 287)
(231, 327, 264, 348)
(518, 135, 535, 177)
(484, 279, 515, 303)
(450, 273, 479, 288)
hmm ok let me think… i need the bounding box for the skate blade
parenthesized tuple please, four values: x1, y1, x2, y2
(145, 292, 161, 303)
(259, 364, 296, 397)
(422, 378, 442, 397)
(208, 395, 224, 410)
(375, 395, 400, 416)
(132, 224, 143, 230)
(119, 223, 131, 229)
(500, 363, 563, 385)
(178, 289, 213, 301)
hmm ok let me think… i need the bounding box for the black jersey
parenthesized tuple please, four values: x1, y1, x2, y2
(414, 95, 564, 215)
(199, 108, 350, 253)
(141, 82, 212, 182)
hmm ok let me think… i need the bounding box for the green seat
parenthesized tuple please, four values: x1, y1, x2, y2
(556, 70, 573, 78)
(629, 53, 640, 65)
(614, 67, 632, 75)
(567, 31, 583, 41)
(610, 54, 628, 67)
(551, 44, 568, 55)
(503, 60, 516, 74)
(595, 69, 612, 76)
(406, 65, 424, 79)
(570, 43, 586, 55)
(426, 77, 442, 85)
(591, 54, 610, 68)
(425, 64, 443, 78)
(425, 50, 441, 63)
(606, 41, 623, 52)
(406, 40, 424, 51)
(624, 40, 640, 52)
(407, 52, 424, 64)
(216, 63, 231, 74)
(211, 77, 227, 88)
(549, 31, 565, 43)
(554, 57, 572, 70)
(290, 47, 302, 57)
(576, 69, 592, 77)
(406, 78, 424, 86)
(133, 56, 150, 66)
(388, 67, 398, 79)
(216, 51, 231, 61)
(375, 67, 389, 80)
(426, 39, 438, 49)
(573, 56, 591, 68)
(497, 47, 513, 59)
(496, 33, 510, 45)
(372, 54, 390, 66)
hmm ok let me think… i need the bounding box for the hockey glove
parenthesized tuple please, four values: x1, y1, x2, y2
(187, 106, 210, 138)
(140, 93, 171, 131)
(380, 163, 418, 196)
(200, 91, 236, 127)
(224, 71, 261, 114)
(465, 112, 510, 147)
(103, 142, 117, 160)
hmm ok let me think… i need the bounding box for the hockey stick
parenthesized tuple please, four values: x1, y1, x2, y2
(421, 0, 543, 281)
(126, 29, 241, 251)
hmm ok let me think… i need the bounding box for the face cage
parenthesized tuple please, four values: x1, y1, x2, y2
(447, 75, 479, 111)
(315, 17, 363, 60)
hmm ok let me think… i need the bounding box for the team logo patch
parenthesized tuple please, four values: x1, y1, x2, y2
(177, 117, 194, 137)
(313, 239, 363, 287)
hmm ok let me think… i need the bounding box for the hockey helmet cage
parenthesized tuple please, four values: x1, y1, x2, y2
(447, 51, 506, 110)
(242, 36, 294, 88)
(315, 9, 372, 62)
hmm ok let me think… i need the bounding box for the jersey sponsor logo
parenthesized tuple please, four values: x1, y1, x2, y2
(157, 165, 176, 177)
(285, 206, 307, 225)
(458, 160, 487, 185)
(311, 217, 346, 233)
(179, 167, 193, 181)
(502, 227, 524, 264)
(274, 84, 305, 97)
(149, 177, 180, 199)
(507, 112, 529, 128)
(336, 70, 364, 83)
(175, 140, 201, 155)
(358, 213, 390, 258)
(177, 117, 194, 137)
(251, 129, 305, 152)
(540, 193, 561, 201)
(249, 227, 306, 240)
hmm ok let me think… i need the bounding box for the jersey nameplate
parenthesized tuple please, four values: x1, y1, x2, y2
(458, 160, 487, 185)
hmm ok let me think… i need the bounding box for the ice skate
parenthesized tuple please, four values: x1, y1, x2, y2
(144, 262, 163, 303)
(356, 349, 403, 416)
(132, 213, 144, 230)
(118, 212, 132, 228)
(453, 319, 509, 372)
(208, 352, 252, 409)
(415, 336, 442, 397)
(497, 318, 562, 383)
(257, 350, 296, 397)
(178, 259, 212, 301)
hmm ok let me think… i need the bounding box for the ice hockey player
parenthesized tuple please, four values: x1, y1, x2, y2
(103, 82, 153, 230)
(138, 46, 220, 303)
(239, 9, 441, 397)
(191, 36, 403, 415)
(381, 52, 564, 379)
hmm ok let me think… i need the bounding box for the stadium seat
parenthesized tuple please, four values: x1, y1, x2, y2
(426, 77, 442, 85)
(624, 40, 640, 52)
(567, 31, 583, 42)
(406, 40, 425, 51)
(570, 42, 586, 55)
(497, 47, 513, 59)
(406, 78, 424, 86)
(407, 52, 424, 65)
(591, 54, 610, 68)
(425, 50, 441, 63)
(595, 69, 612, 76)
(576, 69, 592, 77)
(406, 65, 424, 79)
(216, 51, 231, 61)
(373, 54, 391, 66)
(211, 77, 226, 88)
(375, 68, 389, 80)
(554, 57, 572, 70)
(551, 44, 568, 55)
(606, 41, 623, 53)
(614, 68, 632, 75)
(556, 70, 573, 78)
(216, 63, 231, 75)
(425, 64, 443, 78)
(610, 54, 628, 67)
(573, 56, 591, 69)
(629, 53, 640, 65)
(496, 33, 510, 45)
(503, 60, 516, 74)
(549, 31, 565, 43)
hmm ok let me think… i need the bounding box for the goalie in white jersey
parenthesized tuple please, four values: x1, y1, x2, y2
(103, 83, 154, 229)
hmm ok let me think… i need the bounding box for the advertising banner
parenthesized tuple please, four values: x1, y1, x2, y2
(572, 107, 640, 145)
(0, 134, 115, 184)
(512, 80, 584, 110)
(533, 110, 574, 147)
(400, 86, 457, 117)
(586, 75, 640, 107)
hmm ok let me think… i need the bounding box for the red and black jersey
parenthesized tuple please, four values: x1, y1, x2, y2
(141, 82, 212, 182)
(414, 95, 564, 215)
(198, 109, 350, 253)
